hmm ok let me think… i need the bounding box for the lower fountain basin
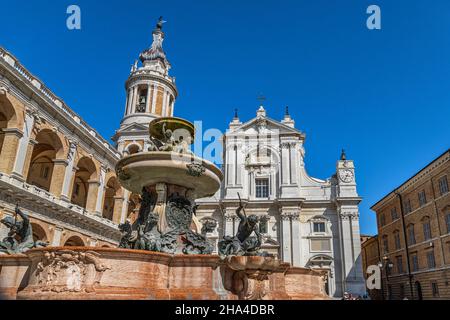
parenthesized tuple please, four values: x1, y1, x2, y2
(116, 152, 223, 198)
(1, 247, 329, 300)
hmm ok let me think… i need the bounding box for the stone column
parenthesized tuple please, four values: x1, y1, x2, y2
(21, 138, 38, 180)
(151, 84, 158, 114)
(0, 129, 22, 174)
(146, 84, 152, 113)
(125, 89, 132, 116)
(131, 86, 138, 114)
(94, 166, 107, 215)
(51, 227, 63, 246)
(235, 144, 242, 186)
(291, 213, 301, 267)
(60, 142, 77, 201)
(112, 196, 124, 224)
(280, 213, 292, 264)
(161, 90, 168, 116)
(281, 143, 290, 185)
(120, 189, 130, 224)
(49, 159, 68, 197)
(338, 211, 353, 292)
(86, 180, 100, 213)
(290, 143, 298, 184)
(11, 109, 35, 179)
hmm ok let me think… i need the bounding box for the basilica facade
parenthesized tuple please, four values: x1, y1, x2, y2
(196, 106, 366, 297)
(0, 21, 365, 297)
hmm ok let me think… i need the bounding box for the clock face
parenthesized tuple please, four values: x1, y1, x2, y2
(339, 169, 354, 183)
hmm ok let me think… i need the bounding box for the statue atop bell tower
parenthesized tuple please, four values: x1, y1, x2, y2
(113, 17, 178, 157)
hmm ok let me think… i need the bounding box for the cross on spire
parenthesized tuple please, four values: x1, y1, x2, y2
(257, 93, 266, 107)
(234, 108, 239, 119)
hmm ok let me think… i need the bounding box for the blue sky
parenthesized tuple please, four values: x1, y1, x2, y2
(1, 0, 449, 235)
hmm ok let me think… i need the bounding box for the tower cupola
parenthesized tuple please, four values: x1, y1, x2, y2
(120, 17, 178, 129)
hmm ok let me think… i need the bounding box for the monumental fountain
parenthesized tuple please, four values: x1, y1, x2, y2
(0, 116, 328, 300)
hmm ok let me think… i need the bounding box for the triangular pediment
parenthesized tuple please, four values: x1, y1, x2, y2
(118, 122, 149, 133)
(228, 116, 303, 137)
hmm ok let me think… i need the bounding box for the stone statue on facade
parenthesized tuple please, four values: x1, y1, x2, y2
(218, 196, 262, 257)
(0, 205, 48, 255)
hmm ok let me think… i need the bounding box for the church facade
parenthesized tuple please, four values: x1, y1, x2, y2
(0, 20, 365, 297)
(196, 106, 366, 298)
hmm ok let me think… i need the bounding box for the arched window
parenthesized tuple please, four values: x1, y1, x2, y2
(64, 236, 85, 247)
(71, 157, 97, 209)
(26, 129, 64, 192)
(0, 96, 18, 166)
(102, 177, 122, 221)
(31, 223, 48, 242)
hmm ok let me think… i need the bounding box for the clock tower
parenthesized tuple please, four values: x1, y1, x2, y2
(112, 17, 178, 156)
(335, 149, 365, 295)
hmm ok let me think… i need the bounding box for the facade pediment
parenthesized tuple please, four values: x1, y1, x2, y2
(228, 116, 304, 138)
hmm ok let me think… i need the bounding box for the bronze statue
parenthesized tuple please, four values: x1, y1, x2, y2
(218, 195, 262, 257)
(0, 205, 48, 255)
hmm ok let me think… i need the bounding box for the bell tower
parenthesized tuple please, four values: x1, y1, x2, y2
(113, 17, 178, 156)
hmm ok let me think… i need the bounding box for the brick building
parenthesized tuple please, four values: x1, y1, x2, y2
(370, 149, 450, 300)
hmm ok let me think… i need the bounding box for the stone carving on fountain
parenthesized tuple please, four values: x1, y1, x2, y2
(116, 117, 222, 255)
(0, 205, 48, 255)
(33, 250, 110, 294)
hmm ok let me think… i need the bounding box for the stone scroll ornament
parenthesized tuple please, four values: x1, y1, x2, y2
(118, 189, 213, 255)
(0, 205, 48, 255)
(218, 194, 266, 258)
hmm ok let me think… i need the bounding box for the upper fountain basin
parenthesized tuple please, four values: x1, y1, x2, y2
(116, 151, 223, 199)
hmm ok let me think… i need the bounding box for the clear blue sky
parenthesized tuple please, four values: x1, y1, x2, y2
(1, 0, 449, 235)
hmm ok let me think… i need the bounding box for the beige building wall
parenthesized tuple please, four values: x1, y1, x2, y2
(371, 149, 450, 300)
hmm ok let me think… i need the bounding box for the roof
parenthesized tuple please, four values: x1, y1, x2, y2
(371, 148, 450, 211)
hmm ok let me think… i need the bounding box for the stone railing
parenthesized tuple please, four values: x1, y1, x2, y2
(130, 68, 176, 83)
(0, 172, 119, 242)
(0, 47, 120, 159)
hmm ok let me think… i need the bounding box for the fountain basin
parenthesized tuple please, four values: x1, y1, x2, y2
(0, 247, 329, 300)
(116, 152, 223, 198)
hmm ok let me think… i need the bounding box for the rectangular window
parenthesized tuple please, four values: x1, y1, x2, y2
(311, 239, 331, 252)
(383, 236, 389, 254)
(408, 225, 416, 246)
(439, 176, 449, 196)
(411, 254, 419, 272)
(446, 214, 450, 234)
(379, 214, 386, 227)
(255, 179, 269, 198)
(396, 256, 404, 274)
(394, 232, 401, 250)
(431, 282, 440, 297)
(404, 199, 412, 214)
(313, 222, 326, 233)
(427, 251, 436, 269)
(391, 207, 398, 221)
(423, 221, 432, 240)
(418, 190, 427, 207)
(445, 213, 450, 233)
